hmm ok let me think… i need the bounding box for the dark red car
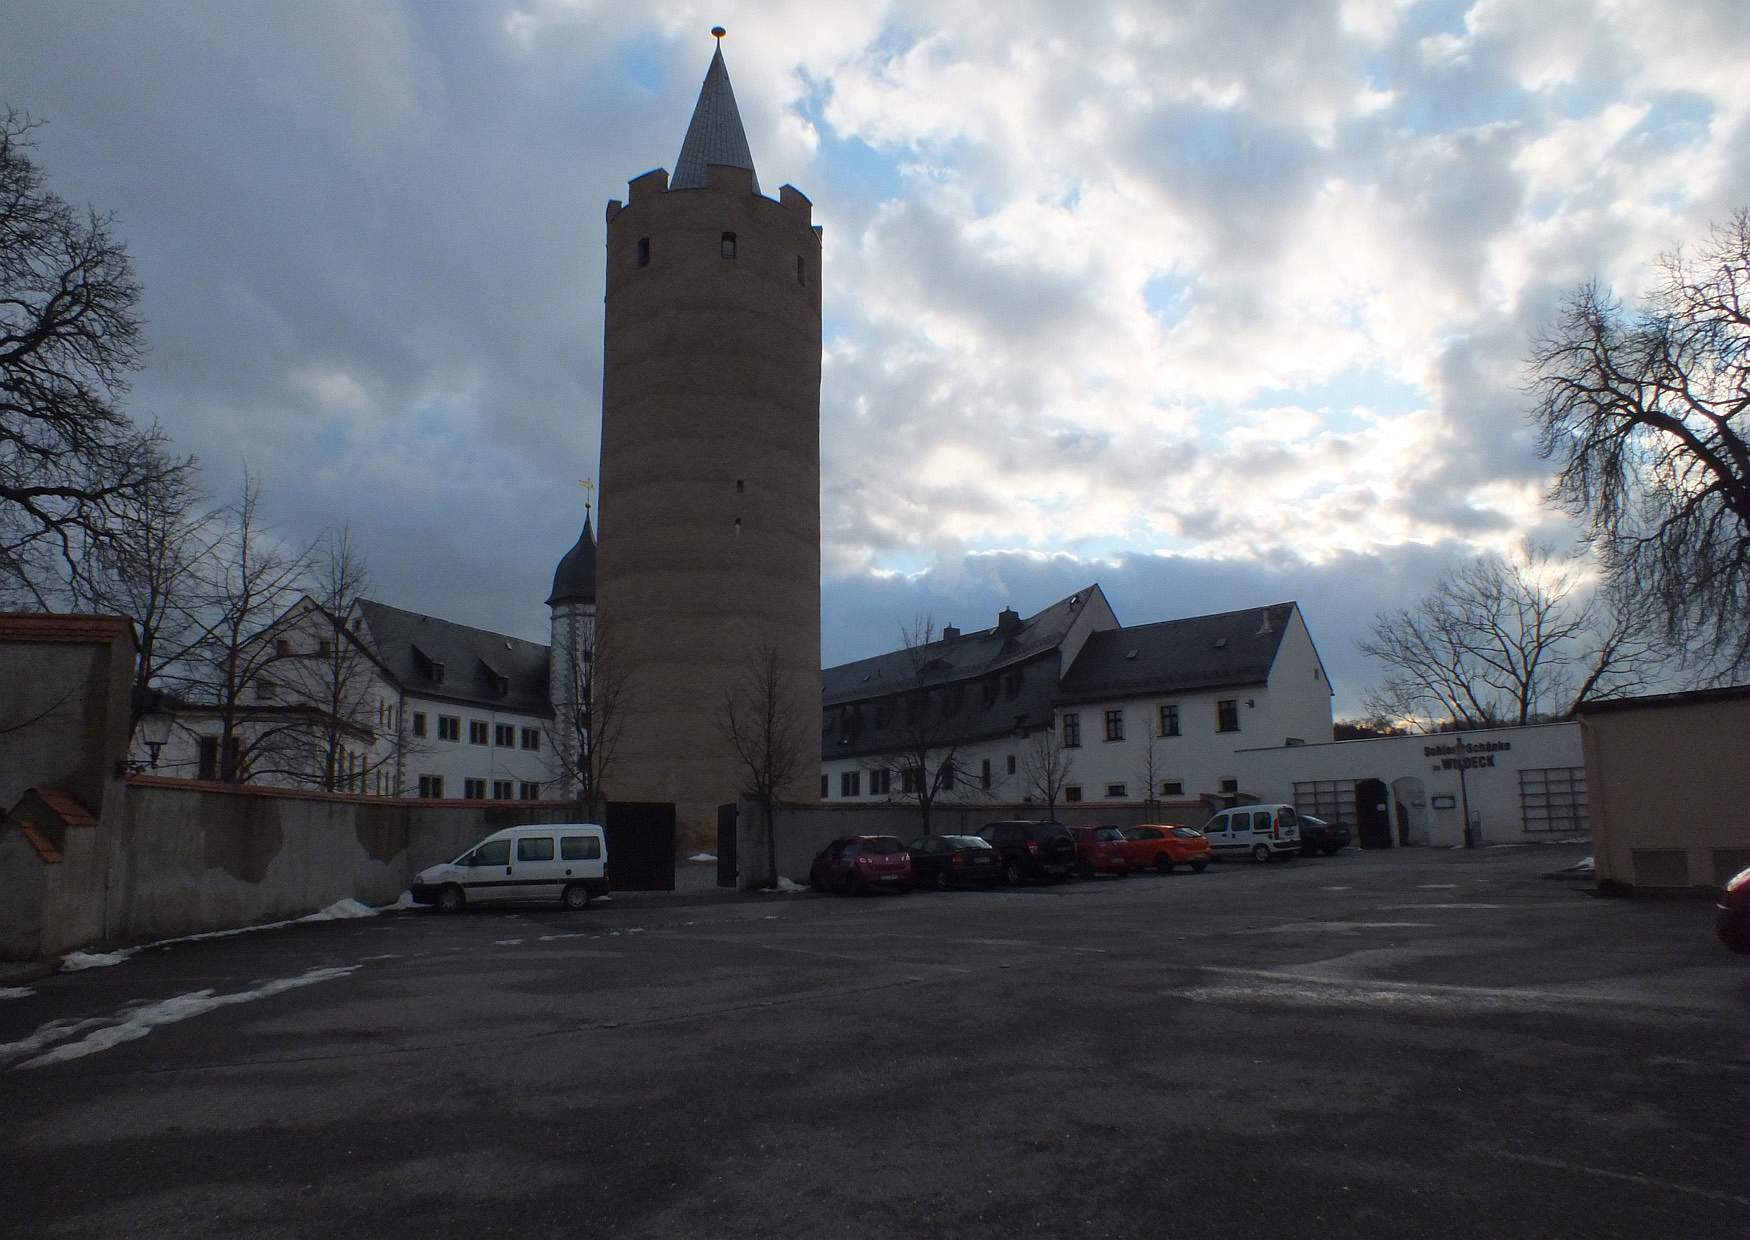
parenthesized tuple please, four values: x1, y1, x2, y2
(1069, 825, 1131, 877)
(809, 835, 913, 894)
(1719, 863, 1750, 954)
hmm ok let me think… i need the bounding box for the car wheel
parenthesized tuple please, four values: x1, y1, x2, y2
(1190, 860, 1208, 873)
(1004, 860, 1024, 886)
(809, 871, 825, 891)
(1076, 860, 1094, 878)
(1252, 843, 1272, 863)
(561, 883, 591, 911)
(841, 871, 858, 895)
(934, 870, 951, 892)
(1155, 854, 1175, 875)
(436, 884, 465, 914)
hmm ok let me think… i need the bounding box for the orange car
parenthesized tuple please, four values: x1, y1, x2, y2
(1122, 824, 1211, 874)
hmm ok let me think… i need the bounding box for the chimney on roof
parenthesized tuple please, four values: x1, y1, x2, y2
(996, 607, 1021, 637)
(942, 625, 960, 641)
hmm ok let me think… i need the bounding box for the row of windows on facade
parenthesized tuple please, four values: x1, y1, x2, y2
(196, 736, 402, 796)
(415, 776, 544, 801)
(829, 672, 1027, 738)
(634, 234, 807, 285)
(822, 765, 1237, 802)
(1060, 701, 1240, 747)
(409, 714, 542, 750)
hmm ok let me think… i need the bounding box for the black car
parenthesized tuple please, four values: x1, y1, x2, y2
(1298, 814, 1352, 856)
(977, 820, 1077, 885)
(907, 834, 1001, 890)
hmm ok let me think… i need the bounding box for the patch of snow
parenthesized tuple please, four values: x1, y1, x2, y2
(687, 852, 717, 863)
(772, 877, 809, 894)
(1565, 855, 1595, 873)
(493, 939, 525, 946)
(0, 987, 34, 1000)
(594, 896, 612, 903)
(298, 898, 378, 922)
(59, 949, 136, 971)
(11, 965, 358, 1070)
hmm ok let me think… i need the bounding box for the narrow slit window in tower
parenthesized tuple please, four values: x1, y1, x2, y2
(796, 255, 806, 286)
(721, 231, 737, 259)
(736, 478, 744, 493)
(733, 516, 742, 537)
(636, 237, 649, 267)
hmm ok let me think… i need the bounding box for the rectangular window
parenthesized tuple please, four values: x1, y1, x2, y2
(463, 778, 486, 799)
(1007, 754, 1016, 775)
(1162, 780, 1183, 797)
(254, 679, 275, 701)
(1159, 704, 1180, 737)
(437, 715, 459, 742)
(1104, 709, 1124, 742)
(1064, 785, 1083, 803)
(516, 836, 555, 861)
(840, 770, 861, 797)
(1062, 712, 1082, 747)
(821, 773, 830, 799)
(519, 782, 541, 801)
(492, 780, 513, 800)
(902, 766, 921, 795)
(468, 720, 489, 745)
(561, 835, 602, 861)
(198, 736, 219, 780)
(939, 760, 955, 791)
(521, 727, 541, 751)
(1219, 777, 1238, 794)
(1216, 700, 1240, 733)
(981, 758, 992, 790)
(494, 723, 515, 747)
(418, 775, 444, 799)
(721, 231, 737, 258)
(636, 236, 649, 267)
(1105, 783, 1127, 798)
(1519, 767, 1589, 834)
(870, 768, 891, 796)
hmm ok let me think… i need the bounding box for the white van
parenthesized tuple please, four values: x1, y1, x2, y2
(1200, 804, 1301, 862)
(410, 823, 608, 913)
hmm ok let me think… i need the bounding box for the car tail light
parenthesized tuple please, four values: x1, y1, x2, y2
(1273, 818, 1281, 839)
(1026, 840, 1040, 855)
(951, 851, 965, 866)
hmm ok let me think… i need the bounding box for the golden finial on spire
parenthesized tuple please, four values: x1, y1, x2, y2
(578, 477, 594, 514)
(711, 25, 726, 42)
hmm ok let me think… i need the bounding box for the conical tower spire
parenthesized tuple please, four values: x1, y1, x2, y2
(671, 28, 759, 193)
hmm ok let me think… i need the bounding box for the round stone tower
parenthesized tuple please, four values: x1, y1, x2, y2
(595, 33, 822, 846)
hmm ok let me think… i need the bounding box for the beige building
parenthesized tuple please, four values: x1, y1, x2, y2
(1576, 685, 1750, 890)
(596, 36, 823, 845)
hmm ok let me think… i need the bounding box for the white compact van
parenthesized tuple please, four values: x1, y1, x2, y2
(1200, 804, 1301, 862)
(410, 823, 608, 913)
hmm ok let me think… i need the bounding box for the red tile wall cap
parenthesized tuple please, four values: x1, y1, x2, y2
(25, 786, 98, 827)
(0, 612, 135, 644)
(19, 823, 64, 864)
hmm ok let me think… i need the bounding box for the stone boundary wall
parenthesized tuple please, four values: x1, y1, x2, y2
(102, 778, 586, 948)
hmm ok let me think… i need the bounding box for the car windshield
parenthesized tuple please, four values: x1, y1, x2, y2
(1173, 827, 1203, 839)
(1094, 827, 1124, 841)
(861, 837, 903, 854)
(942, 835, 989, 849)
(1039, 826, 1073, 843)
(1303, 815, 1326, 828)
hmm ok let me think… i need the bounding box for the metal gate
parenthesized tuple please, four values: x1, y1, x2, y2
(716, 803, 738, 888)
(603, 801, 676, 890)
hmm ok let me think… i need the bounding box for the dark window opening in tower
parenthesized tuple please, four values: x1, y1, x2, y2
(637, 237, 650, 267)
(733, 516, 742, 536)
(736, 478, 744, 493)
(796, 255, 805, 286)
(721, 231, 737, 259)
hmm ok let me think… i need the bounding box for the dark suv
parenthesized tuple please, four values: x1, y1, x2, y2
(1298, 814, 1352, 856)
(978, 820, 1077, 885)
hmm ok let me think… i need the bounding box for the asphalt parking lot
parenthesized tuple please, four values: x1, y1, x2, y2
(2, 843, 1746, 1239)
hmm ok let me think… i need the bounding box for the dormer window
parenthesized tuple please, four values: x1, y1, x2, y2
(720, 231, 737, 259)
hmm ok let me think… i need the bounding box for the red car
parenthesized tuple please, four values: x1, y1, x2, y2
(1069, 825, 1131, 877)
(1121, 824, 1212, 874)
(1719, 863, 1750, 954)
(809, 835, 913, 894)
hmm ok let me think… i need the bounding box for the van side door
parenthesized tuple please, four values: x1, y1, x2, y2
(1203, 813, 1232, 854)
(511, 833, 562, 903)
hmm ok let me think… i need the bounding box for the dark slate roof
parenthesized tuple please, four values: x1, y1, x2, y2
(1057, 603, 1298, 702)
(820, 587, 1106, 760)
(671, 43, 759, 193)
(823, 585, 1105, 705)
(353, 599, 552, 717)
(546, 513, 596, 606)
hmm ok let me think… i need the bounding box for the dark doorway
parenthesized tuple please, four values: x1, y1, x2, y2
(716, 803, 738, 889)
(1395, 800, 1410, 847)
(1356, 778, 1393, 849)
(602, 801, 676, 890)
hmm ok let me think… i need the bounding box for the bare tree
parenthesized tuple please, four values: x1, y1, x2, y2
(720, 632, 810, 890)
(1360, 546, 1666, 730)
(1, 111, 193, 601)
(887, 615, 969, 836)
(1530, 207, 1750, 674)
(65, 452, 219, 735)
(1020, 718, 1075, 820)
(186, 471, 316, 781)
(1137, 727, 1163, 821)
(547, 613, 629, 821)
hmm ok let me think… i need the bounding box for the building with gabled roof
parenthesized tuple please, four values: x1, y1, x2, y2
(820, 586, 1334, 812)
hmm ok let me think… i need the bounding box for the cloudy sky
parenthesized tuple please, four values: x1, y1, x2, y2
(8, 1, 1749, 715)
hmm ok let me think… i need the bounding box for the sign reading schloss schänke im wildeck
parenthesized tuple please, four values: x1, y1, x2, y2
(1424, 739, 1513, 772)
